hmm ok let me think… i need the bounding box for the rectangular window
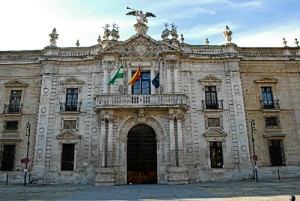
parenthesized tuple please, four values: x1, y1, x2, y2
(5, 121, 18, 130)
(207, 118, 221, 127)
(63, 120, 77, 130)
(268, 140, 285, 166)
(132, 72, 150, 95)
(265, 117, 279, 127)
(65, 88, 78, 111)
(1, 145, 16, 171)
(205, 86, 218, 109)
(9, 90, 22, 113)
(209, 141, 223, 168)
(261, 87, 274, 109)
(61, 144, 75, 171)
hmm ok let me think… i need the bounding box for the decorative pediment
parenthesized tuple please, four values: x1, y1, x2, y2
(4, 80, 29, 87)
(198, 75, 222, 84)
(203, 128, 228, 137)
(61, 77, 85, 85)
(254, 76, 278, 84)
(56, 130, 81, 140)
(101, 34, 181, 57)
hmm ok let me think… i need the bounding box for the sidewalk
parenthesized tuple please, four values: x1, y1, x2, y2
(0, 178, 299, 201)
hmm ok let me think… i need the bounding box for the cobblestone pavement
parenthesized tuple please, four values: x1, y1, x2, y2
(0, 178, 299, 201)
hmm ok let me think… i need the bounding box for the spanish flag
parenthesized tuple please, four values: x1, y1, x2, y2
(128, 65, 141, 85)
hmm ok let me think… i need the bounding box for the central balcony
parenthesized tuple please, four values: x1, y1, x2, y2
(94, 94, 189, 109)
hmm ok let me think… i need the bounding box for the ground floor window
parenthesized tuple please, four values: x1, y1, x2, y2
(268, 140, 285, 166)
(0, 145, 16, 171)
(61, 144, 75, 171)
(209, 141, 223, 168)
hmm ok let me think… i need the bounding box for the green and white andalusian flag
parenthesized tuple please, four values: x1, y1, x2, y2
(109, 65, 123, 85)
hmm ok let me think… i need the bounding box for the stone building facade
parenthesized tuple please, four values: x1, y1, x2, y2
(0, 19, 299, 185)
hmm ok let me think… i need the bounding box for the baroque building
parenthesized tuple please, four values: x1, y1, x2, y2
(0, 15, 299, 185)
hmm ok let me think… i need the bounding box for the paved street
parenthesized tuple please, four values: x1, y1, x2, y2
(0, 178, 299, 201)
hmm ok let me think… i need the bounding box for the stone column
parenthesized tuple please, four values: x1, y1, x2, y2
(103, 68, 108, 94)
(99, 118, 106, 167)
(177, 117, 183, 165)
(107, 119, 113, 166)
(169, 115, 176, 166)
(166, 67, 172, 93)
(174, 65, 179, 93)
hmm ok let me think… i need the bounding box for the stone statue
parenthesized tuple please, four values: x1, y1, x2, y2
(102, 24, 111, 40)
(295, 38, 299, 47)
(223, 25, 232, 44)
(170, 23, 178, 40)
(126, 7, 156, 34)
(76, 39, 80, 47)
(282, 37, 287, 47)
(161, 23, 170, 40)
(97, 35, 102, 44)
(49, 28, 59, 47)
(205, 38, 209, 45)
(111, 23, 120, 40)
(126, 8, 156, 26)
(180, 34, 184, 43)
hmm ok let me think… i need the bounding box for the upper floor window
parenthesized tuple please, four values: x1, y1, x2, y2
(5, 121, 18, 131)
(205, 86, 218, 109)
(63, 120, 77, 130)
(132, 72, 150, 95)
(9, 90, 22, 113)
(265, 117, 279, 127)
(261, 87, 274, 109)
(66, 88, 78, 111)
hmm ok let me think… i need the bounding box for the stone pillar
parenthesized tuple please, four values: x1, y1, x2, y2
(169, 117, 176, 166)
(177, 117, 183, 165)
(174, 65, 179, 93)
(166, 67, 172, 93)
(107, 120, 113, 166)
(99, 119, 106, 167)
(103, 68, 108, 94)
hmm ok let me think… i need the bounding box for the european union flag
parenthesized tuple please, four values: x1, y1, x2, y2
(151, 73, 159, 89)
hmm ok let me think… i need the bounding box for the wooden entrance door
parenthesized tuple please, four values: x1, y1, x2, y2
(127, 124, 157, 184)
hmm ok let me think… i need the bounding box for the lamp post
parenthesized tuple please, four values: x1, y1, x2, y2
(24, 122, 31, 186)
(251, 119, 258, 182)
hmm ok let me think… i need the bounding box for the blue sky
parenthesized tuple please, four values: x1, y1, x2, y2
(0, 0, 299, 50)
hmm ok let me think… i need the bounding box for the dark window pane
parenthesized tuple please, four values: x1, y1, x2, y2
(268, 140, 285, 166)
(65, 88, 78, 111)
(9, 90, 22, 112)
(61, 144, 75, 171)
(262, 87, 274, 108)
(209, 141, 223, 168)
(205, 86, 218, 109)
(131, 72, 150, 95)
(1, 145, 16, 171)
(5, 121, 18, 130)
(265, 117, 278, 127)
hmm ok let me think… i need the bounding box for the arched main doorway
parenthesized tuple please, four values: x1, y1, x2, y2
(127, 124, 157, 184)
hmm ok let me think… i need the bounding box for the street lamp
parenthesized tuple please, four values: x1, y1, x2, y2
(23, 122, 31, 186)
(251, 119, 258, 182)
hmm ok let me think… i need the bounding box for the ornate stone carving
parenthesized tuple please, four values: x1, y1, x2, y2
(49, 28, 59, 47)
(223, 25, 232, 44)
(170, 23, 178, 40)
(161, 23, 170, 40)
(102, 24, 111, 40)
(126, 8, 156, 35)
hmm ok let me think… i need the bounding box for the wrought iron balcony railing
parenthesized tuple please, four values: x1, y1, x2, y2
(260, 99, 280, 110)
(202, 100, 223, 110)
(3, 103, 23, 114)
(94, 94, 188, 108)
(59, 101, 82, 112)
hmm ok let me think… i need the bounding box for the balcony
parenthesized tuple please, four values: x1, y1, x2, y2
(260, 99, 280, 110)
(59, 101, 82, 112)
(3, 103, 23, 114)
(202, 100, 223, 110)
(94, 94, 188, 109)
